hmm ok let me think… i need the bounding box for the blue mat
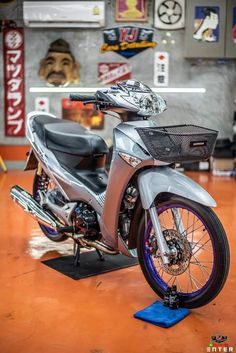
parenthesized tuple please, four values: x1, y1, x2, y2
(134, 301, 190, 328)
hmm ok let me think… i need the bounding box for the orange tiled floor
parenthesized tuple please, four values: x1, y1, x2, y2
(0, 171, 235, 353)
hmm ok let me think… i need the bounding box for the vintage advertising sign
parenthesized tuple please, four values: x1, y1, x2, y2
(98, 63, 132, 85)
(154, 52, 169, 87)
(100, 26, 157, 59)
(62, 99, 104, 130)
(3, 28, 25, 137)
(193, 7, 220, 43)
(154, 0, 185, 30)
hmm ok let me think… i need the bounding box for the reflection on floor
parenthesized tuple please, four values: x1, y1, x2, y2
(0, 170, 235, 353)
(28, 229, 74, 259)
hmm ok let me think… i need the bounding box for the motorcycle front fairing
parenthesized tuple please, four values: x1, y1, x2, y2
(99, 120, 216, 255)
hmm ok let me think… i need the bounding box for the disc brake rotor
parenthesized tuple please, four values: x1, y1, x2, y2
(146, 229, 192, 276)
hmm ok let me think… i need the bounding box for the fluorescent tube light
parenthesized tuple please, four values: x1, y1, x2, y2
(29, 87, 206, 94)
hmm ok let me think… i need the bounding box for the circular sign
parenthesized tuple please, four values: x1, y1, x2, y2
(5, 30, 23, 49)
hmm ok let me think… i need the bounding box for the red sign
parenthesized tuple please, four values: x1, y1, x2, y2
(62, 99, 104, 130)
(98, 63, 132, 85)
(3, 28, 25, 137)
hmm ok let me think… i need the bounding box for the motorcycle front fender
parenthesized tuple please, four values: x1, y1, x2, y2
(137, 166, 217, 209)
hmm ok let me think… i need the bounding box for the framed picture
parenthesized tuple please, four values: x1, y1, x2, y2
(193, 6, 220, 43)
(116, 0, 148, 22)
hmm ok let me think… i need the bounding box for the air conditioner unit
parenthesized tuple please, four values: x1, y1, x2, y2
(23, 1, 105, 28)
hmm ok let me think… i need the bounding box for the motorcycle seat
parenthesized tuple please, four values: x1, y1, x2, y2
(32, 115, 108, 157)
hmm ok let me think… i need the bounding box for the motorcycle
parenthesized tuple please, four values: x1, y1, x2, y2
(10, 80, 229, 308)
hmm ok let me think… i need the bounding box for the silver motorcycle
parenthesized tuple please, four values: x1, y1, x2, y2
(10, 80, 229, 308)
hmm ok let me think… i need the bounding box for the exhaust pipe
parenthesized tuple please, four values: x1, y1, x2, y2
(10, 185, 62, 229)
(78, 238, 119, 255)
(10, 185, 118, 255)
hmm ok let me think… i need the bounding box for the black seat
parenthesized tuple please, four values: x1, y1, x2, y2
(32, 115, 108, 157)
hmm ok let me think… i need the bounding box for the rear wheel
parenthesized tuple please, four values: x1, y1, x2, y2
(137, 196, 230, 308)
(33, 171, 68, 242)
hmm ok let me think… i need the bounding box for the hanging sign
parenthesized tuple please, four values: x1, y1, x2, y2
(154, 52, 169, 87)
(98, 63, 132, 85)
(100, 26, 157, 59)
(3, 28, 25, 137)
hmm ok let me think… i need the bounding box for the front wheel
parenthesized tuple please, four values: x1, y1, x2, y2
(137, 196, 230, 308)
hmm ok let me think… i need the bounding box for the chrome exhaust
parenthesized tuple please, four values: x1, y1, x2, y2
(78, 238, 119, 255)
(10, 185, 118, 255)
(10, 185, 62, 229)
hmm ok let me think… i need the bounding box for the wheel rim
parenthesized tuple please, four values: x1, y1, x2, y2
(143, 203, 216, 298)
(34, 175, 59, 237)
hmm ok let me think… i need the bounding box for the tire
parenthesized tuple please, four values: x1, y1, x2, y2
(137, 196, 230, 308)
(32, 171, 68, 242)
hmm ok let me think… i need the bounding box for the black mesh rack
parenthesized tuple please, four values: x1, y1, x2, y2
(136, 124, 218, 163)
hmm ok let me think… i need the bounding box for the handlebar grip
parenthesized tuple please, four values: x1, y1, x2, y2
(69, 94, 96, 102)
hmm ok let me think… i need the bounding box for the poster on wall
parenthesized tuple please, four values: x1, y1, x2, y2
(193, 7, 220, 42)
(154, 0, 185, 29)
(233, 7, 236, 44)
(116, 0, 148, 22)
(98, 63, 132, 85)
(154, 52, 169, 87)
(3, 27, 25, 137)
(38, 39, 80, 87)
(62, 99, 104, 130)
(100, 26, 157, 59)
(35, 97, 49, 113)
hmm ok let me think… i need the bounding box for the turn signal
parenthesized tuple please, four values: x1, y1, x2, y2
(119, 152, 141, 168)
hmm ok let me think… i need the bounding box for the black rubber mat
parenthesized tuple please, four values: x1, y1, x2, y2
(42, 251, 139, 280)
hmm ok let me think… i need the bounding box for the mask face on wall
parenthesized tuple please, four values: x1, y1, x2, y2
(38, 39, 80, 87)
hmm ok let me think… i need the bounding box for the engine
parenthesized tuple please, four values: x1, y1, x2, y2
(119, 185, 138, 240)
(73, 203, 98, 236)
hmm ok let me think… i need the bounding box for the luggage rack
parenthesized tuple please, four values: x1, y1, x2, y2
(136, 124, 218, 163)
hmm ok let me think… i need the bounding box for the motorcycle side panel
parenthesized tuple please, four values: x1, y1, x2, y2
(137, 167, 217, 209)
(99, 122, 164, 250)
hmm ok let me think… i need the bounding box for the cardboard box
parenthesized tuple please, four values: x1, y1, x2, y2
(211, 158, 235, 171)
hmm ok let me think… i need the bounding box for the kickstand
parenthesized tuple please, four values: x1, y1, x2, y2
(96, 249, 105, 261)
(73, 242, 81, 267)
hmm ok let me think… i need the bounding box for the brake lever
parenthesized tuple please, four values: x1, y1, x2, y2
(83, 100, 97, 106)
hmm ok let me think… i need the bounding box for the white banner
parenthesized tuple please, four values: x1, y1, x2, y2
(154, 52, 169, 87)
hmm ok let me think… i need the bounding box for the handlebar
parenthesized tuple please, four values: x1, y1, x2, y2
(69, 94, 96, 102)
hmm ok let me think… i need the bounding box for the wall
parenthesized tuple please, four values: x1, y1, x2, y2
(0, 0, 236, 150)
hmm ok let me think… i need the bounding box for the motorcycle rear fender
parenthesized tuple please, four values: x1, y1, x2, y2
(137, 166, 217, 209)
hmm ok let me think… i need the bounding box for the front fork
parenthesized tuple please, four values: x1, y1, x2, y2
(148, 206, 184, 265)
